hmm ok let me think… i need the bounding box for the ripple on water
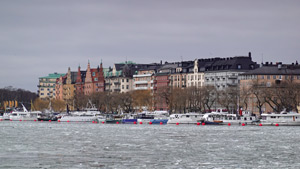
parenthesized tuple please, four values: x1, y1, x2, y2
(1, 122, 300, 168)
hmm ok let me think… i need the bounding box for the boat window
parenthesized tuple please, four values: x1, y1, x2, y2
(271, 116, 276, 118)
(244, 117, 247, 120)
(195, 116, 197, 118)
(186, 115, 190, 118)
(262, 116, 266, 120)
(250, 117, 252, 120)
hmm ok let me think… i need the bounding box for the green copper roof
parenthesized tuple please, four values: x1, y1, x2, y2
(118, 61, 136, 64)
(39, 73, 66, 79)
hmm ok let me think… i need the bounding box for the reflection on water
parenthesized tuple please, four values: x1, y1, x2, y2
(0, 121, 300, 168)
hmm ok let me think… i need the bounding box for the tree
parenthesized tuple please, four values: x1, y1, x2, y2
(132, 90, 152, 112)
(201, 85, 217, 112)
(33, 98, 49, 111)
(119, 92, 134, 113)
(52, 99, 66, 112)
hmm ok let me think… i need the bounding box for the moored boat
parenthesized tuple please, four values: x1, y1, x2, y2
(203, 111, 258, 125)
(259, 111, 300, 126)
(167, 113, 204, 124)
(9, 104, 42, 121)
(59, 111, 98, 122)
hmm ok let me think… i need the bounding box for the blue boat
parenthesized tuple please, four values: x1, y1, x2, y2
(122, 119, 137, 124)
(150, 119, 168, 124)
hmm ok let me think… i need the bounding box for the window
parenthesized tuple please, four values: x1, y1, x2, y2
(41, 88, 44, 91)
(237, 64, 242, 69)
(94, 78, 98, 81)
(41, 93, 44, 95)
(261, 75, 264, 79)
(267, 75, 270, 79)
(127, 79, 129, 82)
(122, 85, 124, 89)
(122, 79, 124, 82)
(92, 72, 95, 76)
(273, 75, 276, 79)
(126, 85, 129, 89)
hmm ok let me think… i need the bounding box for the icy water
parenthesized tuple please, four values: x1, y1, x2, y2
(1, 122, 300, 169)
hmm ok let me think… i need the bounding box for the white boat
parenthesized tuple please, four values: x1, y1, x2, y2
(10, 104, 42, 121)
(59, 111, 98, 122)
(259, 111, 300, 126)
(0, 112, 11, 120)
(137, 111, 169, 124)
(203, 111, 258, 125)
(167, 113, 204, 124)
(97, 115, 106, 123)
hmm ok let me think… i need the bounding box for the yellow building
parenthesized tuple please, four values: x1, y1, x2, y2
(38, 72, 65, 99)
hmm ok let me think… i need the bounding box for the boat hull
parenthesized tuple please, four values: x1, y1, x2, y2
(122, 119, 137, 124)
(59, 116, 97, 122)
(150, 119, 168, 124)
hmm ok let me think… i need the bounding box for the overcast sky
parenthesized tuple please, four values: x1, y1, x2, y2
(1, 0, 299, 92)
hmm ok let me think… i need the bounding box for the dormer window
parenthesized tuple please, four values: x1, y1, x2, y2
(237, 64, 242, 69)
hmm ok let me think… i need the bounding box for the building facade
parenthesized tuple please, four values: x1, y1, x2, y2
(203, 53, 257, 90)
(38, 72, 65, 99)
(240, 62, 300, 114)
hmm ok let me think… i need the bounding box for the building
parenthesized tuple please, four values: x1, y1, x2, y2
(105, 62, 136, 93)
(240, 62, 300, 114)
(169, 61, 194, 89)
(75, 61, 105, 95)
(38, 72, 65, 99)
(153, 63, 177, 110)
(133, 64, 161, 91)
(203, 52, 258, 90)
(55, 68, 77, 107)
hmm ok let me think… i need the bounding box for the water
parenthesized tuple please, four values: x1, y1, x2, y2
(1, 121, 300, 169)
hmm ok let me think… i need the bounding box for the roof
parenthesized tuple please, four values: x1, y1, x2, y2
(242, 65, 300, 75)
(39, 73, 65, 79)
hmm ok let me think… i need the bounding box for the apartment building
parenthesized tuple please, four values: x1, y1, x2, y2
(38, 72, 65, 99)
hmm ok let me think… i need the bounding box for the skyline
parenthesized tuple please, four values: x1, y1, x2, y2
(1, 0, 299, 92)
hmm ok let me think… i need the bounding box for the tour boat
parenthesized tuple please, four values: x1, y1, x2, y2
(9, 104, 42, 121)
(203, 111, 259, 125)
(59, 111, 98, 122)
(259, 111, 300, 126)
(167, 113, 204, 124)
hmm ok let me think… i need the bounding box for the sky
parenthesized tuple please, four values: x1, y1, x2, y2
(0, 0, 300, 92)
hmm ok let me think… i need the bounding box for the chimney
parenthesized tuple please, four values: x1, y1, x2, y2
(265, 62, 269, 66)
(160, 60, 162, 65)
(248, 52, 251, 58)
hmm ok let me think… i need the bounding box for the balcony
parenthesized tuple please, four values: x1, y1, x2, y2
(114, 82, 120, 85)
(134, 80, 148, 85)
(133, 74, 152, 78)
(135, 87, 148, 90)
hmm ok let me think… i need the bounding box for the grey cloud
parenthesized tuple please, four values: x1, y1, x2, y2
(0, 0, 300, 91)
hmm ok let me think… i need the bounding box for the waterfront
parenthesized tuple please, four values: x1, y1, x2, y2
(0, 122, 300, 168)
